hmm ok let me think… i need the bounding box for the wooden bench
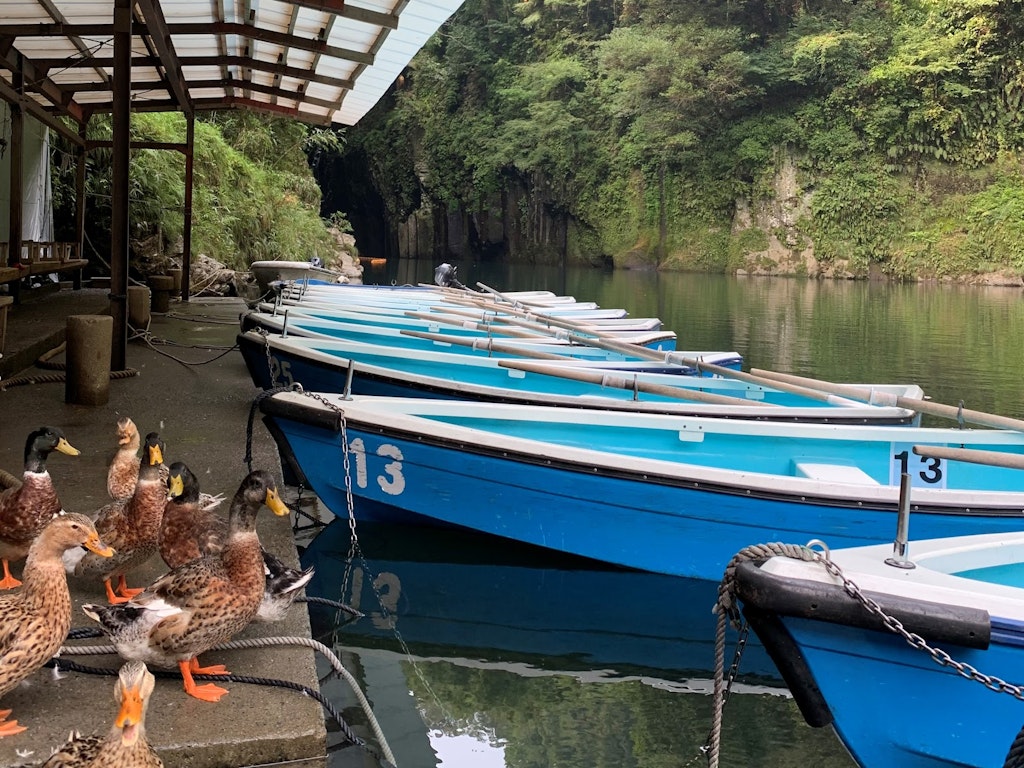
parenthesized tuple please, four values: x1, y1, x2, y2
(0, 241, 89, 291)
(23, 241, 89, 288)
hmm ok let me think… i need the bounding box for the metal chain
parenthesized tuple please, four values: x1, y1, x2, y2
(707, 540, 1024, 768)
(256, 327, 278, 386)
(810, 546, 1024, 700)
(283, 387, 455, 721)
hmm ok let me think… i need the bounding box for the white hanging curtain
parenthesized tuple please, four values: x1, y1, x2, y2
(0, 102, 54, 247)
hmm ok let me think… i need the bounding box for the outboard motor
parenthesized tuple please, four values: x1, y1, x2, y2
(434, 262, 467, 290)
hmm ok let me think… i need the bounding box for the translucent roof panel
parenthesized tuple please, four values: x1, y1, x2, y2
(0, 0, 467, 126)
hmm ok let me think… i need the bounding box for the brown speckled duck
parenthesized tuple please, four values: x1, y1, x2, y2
(0, 427, 80, 590)
(157, 462, 225, 570)
(66, 434, 166, 604)
(159, 462, 312, 623)
(0, 513, 114, 738)
(106, 417, 141, 503)
(82, 470, 289, 702)
(37, 661, 163, 768)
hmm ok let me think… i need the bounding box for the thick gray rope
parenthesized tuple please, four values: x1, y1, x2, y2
(61, 633, 397, 767)
(707, 542, 819, 768)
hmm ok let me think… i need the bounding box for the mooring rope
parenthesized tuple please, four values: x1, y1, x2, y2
(0, 367, 139, 391)
(706, 542, 819, 768)
(59, 633, 397, 767)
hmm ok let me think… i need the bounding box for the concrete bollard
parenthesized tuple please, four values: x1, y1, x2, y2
(167, 268, 183, 294)
(66, 314, 113, 406)
(127, 285, 151, 330)
(148, 275, 175, 314)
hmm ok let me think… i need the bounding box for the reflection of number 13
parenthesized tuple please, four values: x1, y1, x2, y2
(348, 438, 406, 495)
(893, 449, 943, 484)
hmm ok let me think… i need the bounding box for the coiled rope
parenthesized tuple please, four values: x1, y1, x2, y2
(60, 633, 397, 767)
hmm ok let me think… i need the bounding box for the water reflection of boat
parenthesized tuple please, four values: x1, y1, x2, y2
(301, 509, 781, 681)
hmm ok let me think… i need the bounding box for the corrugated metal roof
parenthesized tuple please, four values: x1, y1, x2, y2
(0, 0, 463, 130)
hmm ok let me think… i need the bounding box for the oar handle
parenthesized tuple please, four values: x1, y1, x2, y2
(913, 445, 1024, 471)
(752, 368, 1024, 432)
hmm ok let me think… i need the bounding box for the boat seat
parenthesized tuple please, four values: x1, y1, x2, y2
(794, 462, 879, 485)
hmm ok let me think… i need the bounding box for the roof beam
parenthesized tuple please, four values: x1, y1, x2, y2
(173, 23, 375, 65)
(134, 0, 194, 114)
(184, 55, 355, 89)
(34, 0, 112, 85)
(193, 77, 338, 109)
(193, 95, 333, 124)
(74, 79, 340, 113)
(0, 81, 83, 144)
(0, 48, 85, 122)
(6, 23, 375, 66)
(285, 0, 399, 29)
(45, 56, 353, 91)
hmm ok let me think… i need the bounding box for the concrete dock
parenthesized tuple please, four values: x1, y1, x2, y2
(0, 284, 330, 767)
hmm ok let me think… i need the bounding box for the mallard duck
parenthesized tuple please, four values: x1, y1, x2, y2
(157, 462, 225, 570)
(159, 462, 311, 623)
(82, 470, 289, 702)
(37, 661, 163, 768)
(0, 427, 80, 590)
(66, 434, 166, 604)
(257, 549, 314, 623)
(0, 513, 114, 738)
(106, 417, 141, 503)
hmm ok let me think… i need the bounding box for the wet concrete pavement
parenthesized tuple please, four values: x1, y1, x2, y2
(0, 285, 328, 767)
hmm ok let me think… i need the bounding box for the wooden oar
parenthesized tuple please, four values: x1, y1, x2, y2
(400, 329, 582, 361)
(419, 304, 655, 345)
(913, 445, 1024, 471)
(497, 359, 776, 407)
(752, 368, 1024, 432)
(403, 310, 552, 340)
(441, 285, 887, 408)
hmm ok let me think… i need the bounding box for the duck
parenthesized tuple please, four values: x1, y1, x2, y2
(0, 513, 114, 738)
(107, 419, 221, 512)
(66, 434, 167, 604)
(106, 417, 141, 503)
(257, 549, 314, 624)
(36, 660, 163, 768)
(159, 462, 312, 623)
(82, 470, 290, 702)
(157, 462, 225, 570)
(0, 427, 80, 590)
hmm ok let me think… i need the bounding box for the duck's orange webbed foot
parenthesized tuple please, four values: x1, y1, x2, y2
(115, 574, 145, 599)
(0, 561, 22, 590)
(104, 578, 132, 604)
(189, 657, 230, 676)
(0, 709, 27, 738)
(179, 660, 229, 702)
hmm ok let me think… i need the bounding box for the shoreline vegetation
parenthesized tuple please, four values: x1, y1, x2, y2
(50, 0, 1024, 293)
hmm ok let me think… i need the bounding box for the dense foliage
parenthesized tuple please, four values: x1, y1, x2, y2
(51, 112, 345, 273)
(342, 0, 1024, 278)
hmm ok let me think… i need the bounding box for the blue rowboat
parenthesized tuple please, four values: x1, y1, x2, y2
(303, 513, 783, 680)
(258, 393, 1024, 581)
(730, 509, 1024, 768)
(238, 311, 692, 359)
(237, 329, 921, 423)
(255, 298, 667, 333)
(242, 304, 680, 350)
(273, 282, 623, 316)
